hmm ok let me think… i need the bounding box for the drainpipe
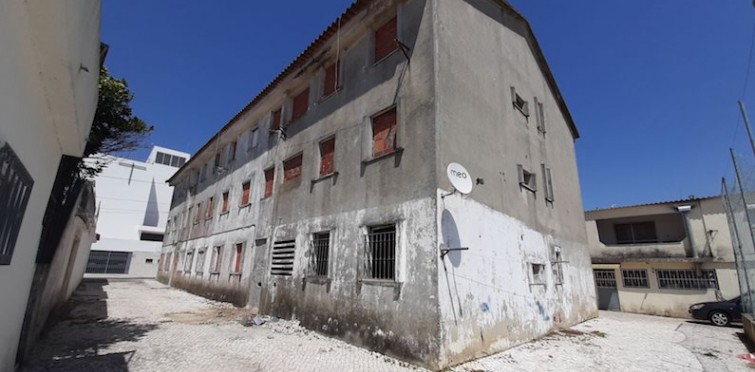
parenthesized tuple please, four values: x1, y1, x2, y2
(677, 205, 698, 259)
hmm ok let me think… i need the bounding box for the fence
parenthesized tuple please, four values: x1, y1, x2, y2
(722, 149, 755, 316)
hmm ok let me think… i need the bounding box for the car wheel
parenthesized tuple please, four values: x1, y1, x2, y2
(710, 311, 730, 326)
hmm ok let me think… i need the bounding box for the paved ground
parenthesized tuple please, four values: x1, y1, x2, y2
(20, 279, 755, 372)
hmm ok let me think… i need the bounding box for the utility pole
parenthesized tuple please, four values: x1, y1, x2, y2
(738, 100, 755, 158)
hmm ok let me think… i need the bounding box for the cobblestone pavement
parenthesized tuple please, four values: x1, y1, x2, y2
(20, 279, 755, 372)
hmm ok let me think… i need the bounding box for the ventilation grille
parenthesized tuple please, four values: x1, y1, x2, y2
(271, 240, 296, 276)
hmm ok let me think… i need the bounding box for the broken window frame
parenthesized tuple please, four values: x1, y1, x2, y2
(517, 164, 537, 193)
(511, 86, 530, 118)
(541, 164, 554, 203)
(529, 262, 547, 286)
(535, 97, 546, 134)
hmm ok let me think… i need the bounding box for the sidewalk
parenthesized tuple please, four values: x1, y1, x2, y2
(20, 279, 754, 372)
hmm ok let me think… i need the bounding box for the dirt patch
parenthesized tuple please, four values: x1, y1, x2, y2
(165, 306, 255, 325)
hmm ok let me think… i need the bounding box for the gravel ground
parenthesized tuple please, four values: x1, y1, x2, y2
(19, 279, 755, 372)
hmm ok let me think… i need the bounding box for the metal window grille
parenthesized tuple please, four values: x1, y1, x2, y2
(366, 225, 396, 280)
(0, 143, 34, 265)
(271, 240, 296, 276)
(85, 251, 132, 274)
(657, 269, 718, 290)
(594, 269, 617, 288)
(621, 269, 649, 288)
(310, 232, 330, 277)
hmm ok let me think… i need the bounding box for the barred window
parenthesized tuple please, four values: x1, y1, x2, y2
(365, 225, 396, 280)
(310, 232, 330, 277)
(622, 269, 649, 288)
(594, 269, 617, 288)
(657, 269, 718, 290)
(0, 142, 34, 265)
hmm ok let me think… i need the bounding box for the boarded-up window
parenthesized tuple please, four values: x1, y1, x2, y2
(194, 203, 201, 224)
(291, 88, 309, 122)
(241, 181, 251, 205)
(228, 141, 237, 163)
(247, 128, 259, 151)
(374, 17, 398, 62)
(271, 108, 282, 131)
(283, 154, 303, 182)
(319, 137, 336, 176)
(233, 243, 244, 273)
(0, 143, 34, 265)
(371, 107, 398, 157)
(221, 191, 229, 213)
(211, 246, 223, 273)
(264, 167, 275, 198)
(323, 62, 339, 97)
(206, 197, 214, 219)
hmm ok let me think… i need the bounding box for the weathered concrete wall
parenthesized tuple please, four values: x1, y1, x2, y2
(161, 0, 442, 366)
(595, 262, 739, 318)
(432, 0, 596, 367)
(436, 192, 596, 367)
(261, 196, 440, 366)
(0, 1, 100, 369)
(586, 197, 735, 263)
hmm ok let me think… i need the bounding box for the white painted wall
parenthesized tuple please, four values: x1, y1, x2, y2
(88, 147, 187, 278)
(437, 190, 597, 365)
(0, 0, 100, 369)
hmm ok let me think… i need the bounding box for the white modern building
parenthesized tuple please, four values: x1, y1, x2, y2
(86, 146, 189, 278)
(0, 0, 101, 369)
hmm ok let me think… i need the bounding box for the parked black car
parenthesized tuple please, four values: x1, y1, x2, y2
(688, 296, 742, 326)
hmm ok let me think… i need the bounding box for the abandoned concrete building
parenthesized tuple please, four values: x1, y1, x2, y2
(159, 0, 597, 368)
(586, 196, 740, 318)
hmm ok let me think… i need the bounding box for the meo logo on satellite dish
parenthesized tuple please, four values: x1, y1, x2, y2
(446, 162, 473, 195)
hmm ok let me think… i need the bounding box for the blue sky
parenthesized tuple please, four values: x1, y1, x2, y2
(102, 1, 755, 211)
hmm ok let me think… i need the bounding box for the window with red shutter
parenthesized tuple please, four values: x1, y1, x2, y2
(234, 243, 244, 273)
(207, 197, 214, 219)
(371, 107, 398, 157)
(264, 168, 275, 198)
(291, 88, 309, 122)
(319, 137, 336, 176)
(241, 181, 251, 205)
(271, 108, 282, 131)
(222, 192, 229, 213)
(323, 62, 339, 97)
(283, 154, 303, 182)
(374, 17, 398, 62)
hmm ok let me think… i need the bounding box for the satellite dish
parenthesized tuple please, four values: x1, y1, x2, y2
(446, 163, 473, 194)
